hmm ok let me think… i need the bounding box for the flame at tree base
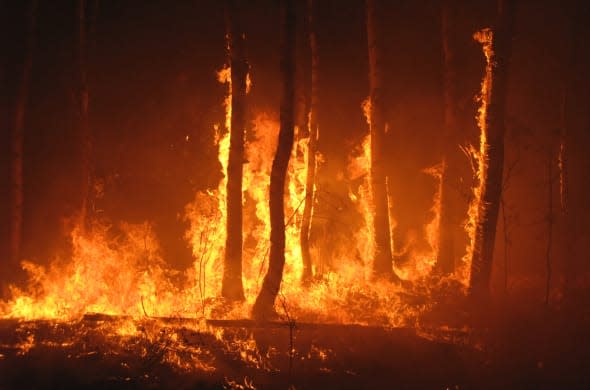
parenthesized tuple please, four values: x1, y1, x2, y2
(1, 62, 472, 333)
(0, 111, 457, 329)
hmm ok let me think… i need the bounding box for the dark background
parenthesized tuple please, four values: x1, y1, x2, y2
(1, 0, 589, 302)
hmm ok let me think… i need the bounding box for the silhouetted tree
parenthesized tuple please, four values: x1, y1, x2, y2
(436, 0, 459, 274)
(78, 0, 93, 231)
(252, 0, 296, 320)
(300, 0, 318, 284)
(469, 0, 516, 299)
(9, 0, 37, 269)
(366, 0, 399, 281)
(222, 0, 248, 302)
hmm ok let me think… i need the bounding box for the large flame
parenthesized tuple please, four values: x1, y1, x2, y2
(354, 98, 442, 282)
(0, 27, 489, 383)
(2, 59, 450, 330)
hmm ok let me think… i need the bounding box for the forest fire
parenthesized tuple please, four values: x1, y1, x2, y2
(2, 0, 590, 388)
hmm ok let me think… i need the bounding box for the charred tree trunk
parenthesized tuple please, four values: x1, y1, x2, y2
(78, 0, 93, 231)
(366, 0, 399, 281)
(469, 0, 515, 300)
(436, 0, 458, 274)
(252, 0, 296, 320)
(9, 0, 37, 268)
(222, 0, 248, 302)
(300, 0, 318, 284)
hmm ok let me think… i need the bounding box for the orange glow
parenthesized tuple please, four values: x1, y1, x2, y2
(2, 62, 451, 330)
(394, 163, 443, 280)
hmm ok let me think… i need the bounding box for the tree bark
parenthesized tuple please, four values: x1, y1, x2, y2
(366, 0, 399, 281)
(300, 0, 318, 284)
(222, 0, 248, 302)
(469, 0, 516, 299)
(252, 0, 296, 320)
(9, 0, 37, 267)
(436, 0, 458, 274)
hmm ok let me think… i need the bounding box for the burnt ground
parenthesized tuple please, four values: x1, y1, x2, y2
(0, 302, 589, 390)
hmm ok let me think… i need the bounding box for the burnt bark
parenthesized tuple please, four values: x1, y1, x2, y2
(469, 0, 516, 299)
(252, 0, 296, 320)
(300, 0, 318, 284)
(9, 0, 36, 269)
(366, 0, 399, 281)
(222, 0, 248, 302)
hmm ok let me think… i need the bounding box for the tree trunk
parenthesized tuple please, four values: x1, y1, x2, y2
(436, 0, 458, 274)
(300, 0, 318, 284)
(252, 0, 296, 320)
(9, 0, 37, 268)
(469, 0, 515, 299)
(222, 0, 248, 302)
(366, 0, 399, 281)
(78, 0, 93, 231)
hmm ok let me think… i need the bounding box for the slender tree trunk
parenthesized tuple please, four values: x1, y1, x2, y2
(10, 0, 37, 267)
(469, 0, 516, 299)
(300, 0, 318, 284)
(78, 0, 94, 232)
(436, 0, 458, 274)
(366, 0, 399, 281)
(252, 0, 296, 320)
(222, 0, 248, 302)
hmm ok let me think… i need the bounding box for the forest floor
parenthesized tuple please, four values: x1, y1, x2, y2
(1, 297, 589, 389)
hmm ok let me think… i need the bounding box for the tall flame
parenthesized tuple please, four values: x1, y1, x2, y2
(352, 98, 375, 273)
(460, 28, 494, 285)
(184, 64, 233, 316)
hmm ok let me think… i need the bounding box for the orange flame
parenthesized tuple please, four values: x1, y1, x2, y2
(460, 28, 494, 285)
(2, 62, 442, 330)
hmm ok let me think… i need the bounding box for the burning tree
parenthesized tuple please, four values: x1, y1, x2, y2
(468, 0, 516, 299)
(221, 0, 249, 302)
(365, 0, 400, 282)
(8, 0, 37, 287)
(77, 0, 94, 232)
(300, 0, 319, 284)
(436, 0, 460, 275)
(252, 0, 296, 320)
